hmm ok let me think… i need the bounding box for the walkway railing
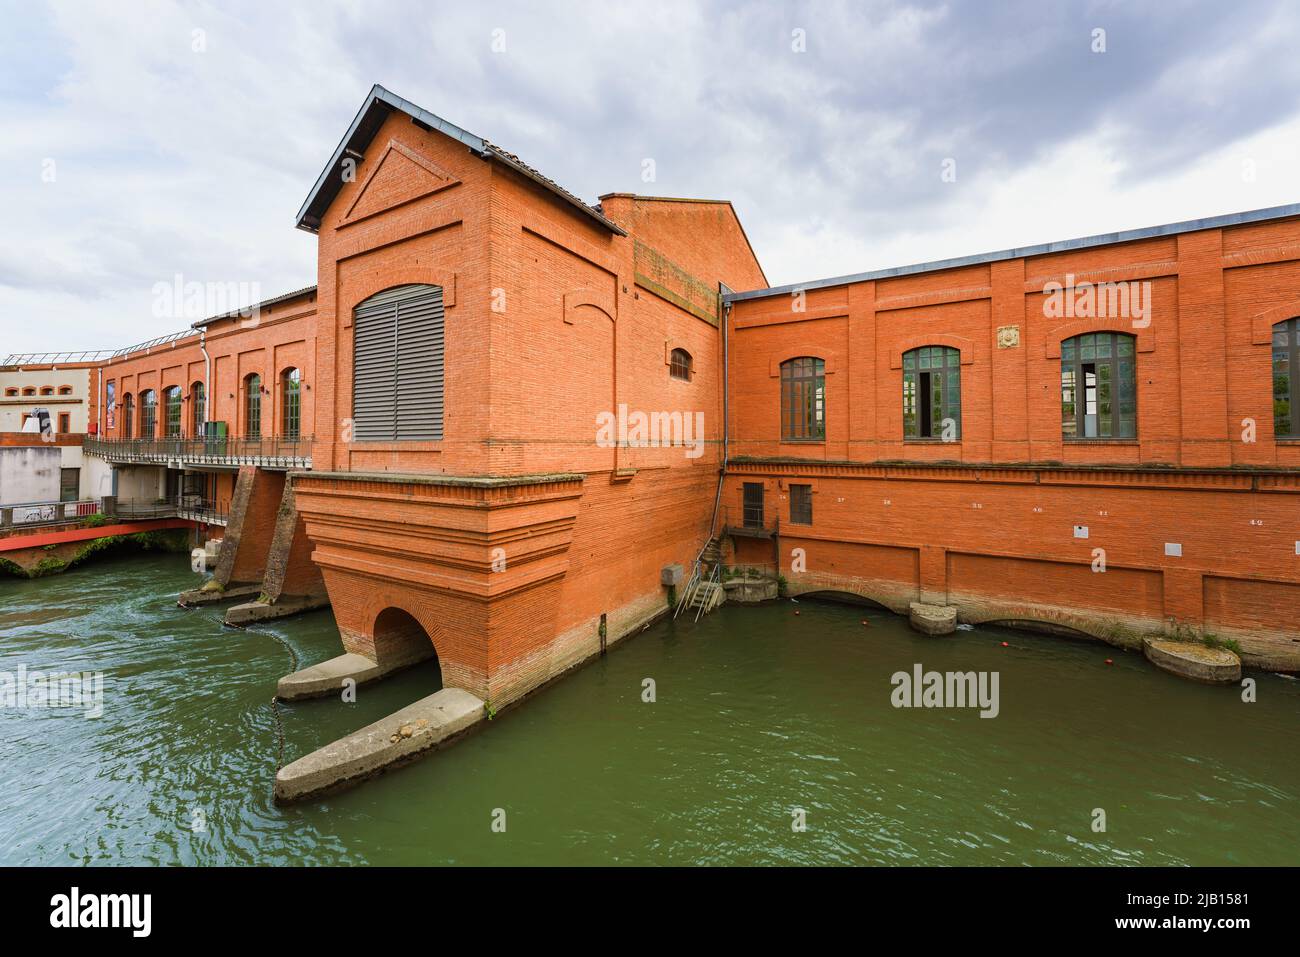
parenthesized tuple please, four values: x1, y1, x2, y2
(0, 496, 230, 531)
(175, 498, 230, 527)
(0, 498, 102, 529)
(84, 435, 313, 469)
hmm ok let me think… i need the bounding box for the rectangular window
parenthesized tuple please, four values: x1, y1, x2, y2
(60, 468, 79, 502)
(742, 482, 764, 529)
(790, 484, 812, 525)
(57, 412, 70, 433)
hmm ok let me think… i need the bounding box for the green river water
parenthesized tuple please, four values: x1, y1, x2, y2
(1, 552, 1297, 866)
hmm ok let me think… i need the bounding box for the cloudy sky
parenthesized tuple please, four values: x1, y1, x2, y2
(4, 0, 1300, 356)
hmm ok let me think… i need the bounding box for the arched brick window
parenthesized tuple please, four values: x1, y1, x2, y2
(1061, 332, 1136, 438)
(244, 373, 262, 439)
(281, 368, 301, 439)
(1272, 318, 1300, 438)
(780, 357, 825, 441)
(163, 386, 182, 437)
(123, 393, 134, 438)
(669, 348, 692, 381)
(902, 346, 961, 439)
(139, 390, 157, 438)
(191, 381, 206, 435)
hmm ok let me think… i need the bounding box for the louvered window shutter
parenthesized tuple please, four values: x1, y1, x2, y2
(352, 284, 444, 441)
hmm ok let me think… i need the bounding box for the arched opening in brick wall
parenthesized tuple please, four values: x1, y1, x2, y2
(372, 607, 442, 686)
(796, 590, 892, 611)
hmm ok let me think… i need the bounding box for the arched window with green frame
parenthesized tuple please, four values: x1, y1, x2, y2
(281, 368, 301, 439)
(780, 357, 825, 441)
(163, 386, 182, 437)
(1060, 332, 1136, 439)
(139, 390, 157, 438)
(1273, 318, 1299, 438)
(902, 346, 961, 439)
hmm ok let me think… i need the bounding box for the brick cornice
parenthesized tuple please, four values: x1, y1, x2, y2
(726, 457, 1300, 492)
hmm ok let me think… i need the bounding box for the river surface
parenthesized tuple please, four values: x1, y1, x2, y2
(1, 553, 1297, 866)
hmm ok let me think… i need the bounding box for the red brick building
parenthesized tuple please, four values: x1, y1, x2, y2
(725, 210, 1300, 672)
(84, 85, 1300, 705)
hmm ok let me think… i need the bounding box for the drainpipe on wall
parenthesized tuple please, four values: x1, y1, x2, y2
(199, 329, 211, 431)
(706, 287, 733, 539)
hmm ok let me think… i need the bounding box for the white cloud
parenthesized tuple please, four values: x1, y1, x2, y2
(2, 0, 1298, 351)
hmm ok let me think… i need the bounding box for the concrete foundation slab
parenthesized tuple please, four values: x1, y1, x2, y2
(273, 687, 485, 803)
(1144, 638, 1242, 684)
(909, 601, 957, 636)
(177, 582, 262, 607)
(275, 649, 433, 701)
(225, 593, 330, 627)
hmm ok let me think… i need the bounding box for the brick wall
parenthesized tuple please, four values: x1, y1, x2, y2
(726, 215, 1300, 668)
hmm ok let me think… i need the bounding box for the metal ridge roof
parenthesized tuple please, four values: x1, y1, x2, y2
(723, 201, 1300, 303)
(296, 85, 625, 236)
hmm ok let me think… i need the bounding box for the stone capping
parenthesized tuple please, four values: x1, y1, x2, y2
(292, 470, 585, 489)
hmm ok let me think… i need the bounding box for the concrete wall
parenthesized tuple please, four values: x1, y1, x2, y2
(0, 447, 61, 505)
(113, 464, 166, 502)
(0, 367, 95, 435)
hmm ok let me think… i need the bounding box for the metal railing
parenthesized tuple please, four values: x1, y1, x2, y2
(0, 498, 103, 529)
(722, 504, 776, 537)
(84, 434, 313, 468)
(175, 497, 230, 527)
(0, 495, 231, 531)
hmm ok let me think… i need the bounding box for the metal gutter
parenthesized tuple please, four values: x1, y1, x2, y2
(723, 201, 1300, 303)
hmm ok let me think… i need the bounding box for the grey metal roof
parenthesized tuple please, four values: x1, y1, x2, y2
(191, 285, 318, 329)
(723, 201, 1300, 303)
(2, 350, 116, 367)
(296, 85, 626, 236)
(109, 328, 196, 359)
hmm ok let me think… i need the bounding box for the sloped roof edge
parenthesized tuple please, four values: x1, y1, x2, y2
(295, 85, 625, 236)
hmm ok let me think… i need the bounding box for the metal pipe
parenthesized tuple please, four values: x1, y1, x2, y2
(199, 330, 211, 432)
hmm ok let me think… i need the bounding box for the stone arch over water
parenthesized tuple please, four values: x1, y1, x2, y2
(371, 606, 442, 686)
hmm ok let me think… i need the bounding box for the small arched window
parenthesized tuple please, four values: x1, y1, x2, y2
(22, 387, 35, 396)
(139, 390, 157, 437)
(191, 382, 206, 435)
(281, 368, 301, 439)
(3, 388, 16, 397)
(669, 348, 692, 381)
(902, 346, 961, 439)
(780, 357, 826, 441)
(1061, 332, 1136, 438)
(39, 386, 54, 396)
(123, 393, 134, 438)
(57, 385, 73, 396)
(163, 386, 182, 437)
(244, 373, 262, 439)
(1272, 318, 1299, 438)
